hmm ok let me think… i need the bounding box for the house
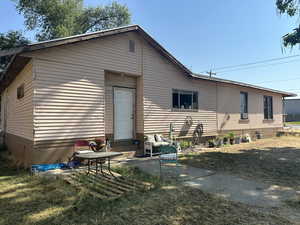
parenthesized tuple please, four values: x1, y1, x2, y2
(0, 25, 295, 167)
(284, 98, 300, 122)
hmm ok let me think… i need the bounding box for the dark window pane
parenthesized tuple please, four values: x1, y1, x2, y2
(129, 40, 135, 52)
(264, 96, 268, 119)
(269, 96, 273, 119)
(264, 96, 273, 119)
(172, 89, 198, 110)
(240, 92, 248, 119)
(173, 92, 179, 108)
(180, 92, 192, 109)
(17, 84, 24, 99)
(193, 92, 198, 109)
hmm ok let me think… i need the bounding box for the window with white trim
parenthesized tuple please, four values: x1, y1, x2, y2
(172, 89, 198, 110)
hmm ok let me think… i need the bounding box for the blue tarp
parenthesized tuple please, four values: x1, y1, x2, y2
(31, 163, 67, 172)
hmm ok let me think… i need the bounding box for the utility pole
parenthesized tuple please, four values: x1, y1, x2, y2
(206, 70, 216, 78)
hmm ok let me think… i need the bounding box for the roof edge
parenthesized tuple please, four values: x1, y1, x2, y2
(0, 24, 295, 97)
(192, 73, 296, 97)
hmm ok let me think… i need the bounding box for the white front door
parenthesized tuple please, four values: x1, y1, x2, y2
(114, 88, 134, 140)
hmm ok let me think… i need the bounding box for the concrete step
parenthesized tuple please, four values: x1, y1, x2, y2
(110, 140, 139, 147)
(110, 144, 137, 151)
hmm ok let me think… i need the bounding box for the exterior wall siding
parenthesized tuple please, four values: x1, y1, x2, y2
(217, 83, 283, 131)
(142, 42, 218, 137)
(20, 32, 144, 163)
(1, 62, 34, 167)
(33, 58, 105, 141)
(5, 62, 33, 140)
(25, 32, 143, 144)
(0, 90, 7, 132)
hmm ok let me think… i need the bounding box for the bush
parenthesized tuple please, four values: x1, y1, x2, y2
(180, 140, 192, 149)
(228, 132, 235, 139)
(208, 139, 215, 148)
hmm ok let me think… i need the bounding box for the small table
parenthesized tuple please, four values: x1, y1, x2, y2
(75, 152, 122, 175)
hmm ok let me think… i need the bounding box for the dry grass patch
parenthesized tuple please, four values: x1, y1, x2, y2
(180, 136, 300, 188)
(0, 157, 293, 225)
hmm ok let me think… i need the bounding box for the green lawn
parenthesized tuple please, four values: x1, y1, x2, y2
(286, 121, 300, 125)
(0, 155, 292, 225)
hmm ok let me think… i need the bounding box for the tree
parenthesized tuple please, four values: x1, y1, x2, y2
(14, 0, 131, 41)
(0, 30, 30, 72)
(276, 0, 300, 47)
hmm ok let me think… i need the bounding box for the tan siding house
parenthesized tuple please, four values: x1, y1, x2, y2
(0, 25, 295, 167)
(217, 83, 283, 131)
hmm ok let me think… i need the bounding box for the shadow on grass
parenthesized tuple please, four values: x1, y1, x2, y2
(0, 159, 293, 225)
(180, 146, 300, 188)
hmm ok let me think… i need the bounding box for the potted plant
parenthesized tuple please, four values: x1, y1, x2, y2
(215, 136, 223, 147)
(223, 135, 229, 145)
(208, 139, 215, 148)
(228, 132, 235, 145)
(255, 131, 262, 139)
(234, 136, 241, 144)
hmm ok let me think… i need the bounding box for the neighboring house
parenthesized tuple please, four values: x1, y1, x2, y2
(284, 98, 300, 122)
(0, 25, 295, 167)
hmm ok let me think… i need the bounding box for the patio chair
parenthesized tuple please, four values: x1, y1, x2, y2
(158, 145, 179, 179)
(144, 134, 181, 157)
(144, 134, 170, 157)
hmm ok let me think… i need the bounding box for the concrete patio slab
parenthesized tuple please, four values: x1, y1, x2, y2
(124, 158, 300, 208)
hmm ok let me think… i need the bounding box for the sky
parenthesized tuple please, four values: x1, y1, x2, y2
(1, 0, 300, 97)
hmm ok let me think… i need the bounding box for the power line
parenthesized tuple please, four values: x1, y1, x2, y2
(200, 54, 300, 72)
(255, 75, 300, 84)
(217, 58, 300, 75)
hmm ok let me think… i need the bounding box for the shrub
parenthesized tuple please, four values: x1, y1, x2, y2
(228, 132, 235, 139)
(180, 140, 191, 149)
(208, 139, 215, 147)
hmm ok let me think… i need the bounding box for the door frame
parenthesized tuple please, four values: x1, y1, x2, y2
(113, 86, 136, 141)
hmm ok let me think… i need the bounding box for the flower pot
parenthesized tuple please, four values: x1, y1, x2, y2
(216, 139, 223, 147)
(234, 137, 241, 144)
(229, 138, 234, 145)
(223, 137, 228, 145)
(208, 141, 215, 148)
